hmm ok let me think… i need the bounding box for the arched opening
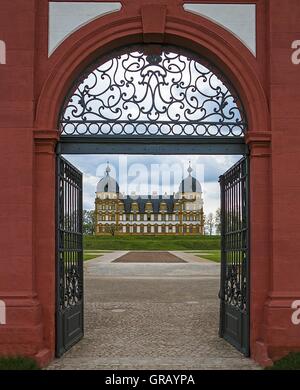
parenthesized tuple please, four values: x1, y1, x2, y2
(55, 44, 251, 361)
(57, 44, 247, 156)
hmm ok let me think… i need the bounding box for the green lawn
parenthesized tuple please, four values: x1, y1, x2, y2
(266, 352, 300, 370)
(194, 250, 221, 263)
(84, 235, 220, 251)
(84, 253, 102, 261)
(83, 250, 113, 261)
(0, 356, 40, 370)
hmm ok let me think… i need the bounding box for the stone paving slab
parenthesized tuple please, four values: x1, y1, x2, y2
(170, 251, 216, 263)
(84, 251, 129, 265)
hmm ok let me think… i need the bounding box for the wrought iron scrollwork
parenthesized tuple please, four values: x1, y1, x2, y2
(224, 263, 247, 311)
(64, 264, 81, 307)
(60, 46, 247, 137)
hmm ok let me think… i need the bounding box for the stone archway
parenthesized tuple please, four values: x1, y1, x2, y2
(32, 3, 272, 366)
(55, 42, 251, 356)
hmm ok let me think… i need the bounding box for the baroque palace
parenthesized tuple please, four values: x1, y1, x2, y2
(95, 164, 204, 235)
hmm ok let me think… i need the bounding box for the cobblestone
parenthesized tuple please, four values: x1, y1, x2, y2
(48, 252, 260, 370)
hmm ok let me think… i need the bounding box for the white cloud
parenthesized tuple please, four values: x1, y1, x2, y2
(82, 174, 98, 210)
(202, 182, 221, 215)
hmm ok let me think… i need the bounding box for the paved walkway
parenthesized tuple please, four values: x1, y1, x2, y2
(48, 251, 260, 370)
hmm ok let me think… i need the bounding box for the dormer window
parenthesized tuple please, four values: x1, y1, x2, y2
(145, 202, 153, 213)
(159, 201, 167, 213)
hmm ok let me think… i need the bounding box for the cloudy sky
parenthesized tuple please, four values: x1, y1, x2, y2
(64, 154, 241, 216)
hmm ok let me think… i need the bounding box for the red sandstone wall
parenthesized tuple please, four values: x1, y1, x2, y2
(265, 0, 300, 359)
(0, 0, 299, 366)
(0, 0, 44, 358)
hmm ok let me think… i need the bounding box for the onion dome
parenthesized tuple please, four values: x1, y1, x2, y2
(179, 163, 202, 193)
(96, 163, 119, 193)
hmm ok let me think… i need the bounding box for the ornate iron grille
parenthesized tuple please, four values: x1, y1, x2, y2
(56, 156, 83, 356)
(60, 45, 247, 138)
(219, 157, 249, 355)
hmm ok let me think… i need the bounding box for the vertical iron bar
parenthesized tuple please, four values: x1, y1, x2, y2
(219, 174, 226, 337)
(245, 156, 250, 356)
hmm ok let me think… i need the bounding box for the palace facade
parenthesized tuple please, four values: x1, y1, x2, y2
(95, 164, 204, 235)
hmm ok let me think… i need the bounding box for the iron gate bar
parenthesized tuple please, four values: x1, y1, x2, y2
(219, 156, 250, 356)
(57, 136, 248, 155)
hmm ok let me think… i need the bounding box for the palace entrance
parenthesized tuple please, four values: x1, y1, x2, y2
(55, 45, 250, 358)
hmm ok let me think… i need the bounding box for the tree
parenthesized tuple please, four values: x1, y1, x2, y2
(104, 223, 121, 236)
(205, 212, 215, 236)
(83, 210, 96, 235)
(215, 208, 221, 235)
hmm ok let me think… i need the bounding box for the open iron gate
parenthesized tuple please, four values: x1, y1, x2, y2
(56, 156, 84, 357)
(219, 156, 250, 356)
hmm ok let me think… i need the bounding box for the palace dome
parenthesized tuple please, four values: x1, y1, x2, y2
(179, 164, 202, 193)
(97, 164, 119, 193)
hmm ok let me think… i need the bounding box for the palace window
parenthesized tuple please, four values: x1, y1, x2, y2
(145, 202, 153, 213)
(159, 202, 167, 213)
